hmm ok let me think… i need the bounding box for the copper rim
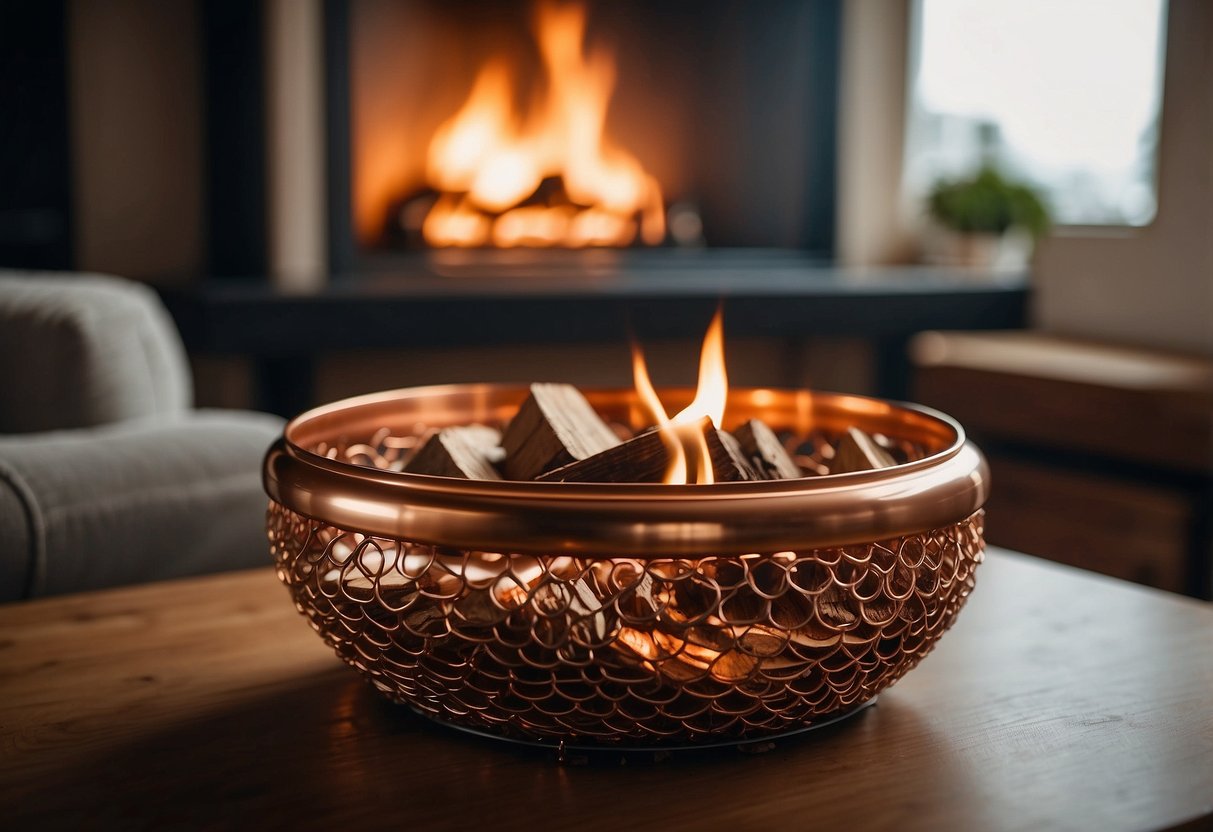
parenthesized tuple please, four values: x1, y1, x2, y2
(263, 383, 989, 557)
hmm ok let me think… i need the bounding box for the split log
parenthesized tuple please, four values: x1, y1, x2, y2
(828, 426, 897, 474)
(451, 589, 509, 628)
(538, 425, 667, 482)
(710, 429, 760, 482)
(651, 628, 758, 683)
(734, 418, 802, 480)
(603, 566, 664, 619)
(537, 417, 759, 483)
(732, 625, 787, 657)
(404, 425, 504, 479)
(501, 383, 620, 480)
(769, 591, 843, 649)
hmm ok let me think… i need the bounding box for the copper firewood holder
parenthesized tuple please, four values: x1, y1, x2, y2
(265, 384, 988, 747)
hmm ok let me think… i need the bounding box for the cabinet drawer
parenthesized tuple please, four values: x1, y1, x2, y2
(985, 456, 1192, 592)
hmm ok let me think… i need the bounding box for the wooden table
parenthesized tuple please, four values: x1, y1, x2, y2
(2, 549, 1210, 831)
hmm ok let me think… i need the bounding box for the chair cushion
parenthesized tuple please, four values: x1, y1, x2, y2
(0, 271, 192, 433)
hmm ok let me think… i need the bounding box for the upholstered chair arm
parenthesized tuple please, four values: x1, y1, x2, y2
(0, 410, 283, 601)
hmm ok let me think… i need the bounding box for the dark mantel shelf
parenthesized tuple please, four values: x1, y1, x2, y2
(161, 252, 1031, 415)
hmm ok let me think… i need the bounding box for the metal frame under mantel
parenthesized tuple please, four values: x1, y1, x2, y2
(163, 256, 1030, 417)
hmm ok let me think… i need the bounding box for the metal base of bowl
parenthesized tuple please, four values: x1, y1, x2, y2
(409, 697, 878, 760)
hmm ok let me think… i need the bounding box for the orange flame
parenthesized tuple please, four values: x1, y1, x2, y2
(421, 196, 491, 248)
(423, 1, 665, 248)
(632, 308, 729, 484)
(673, 307, 727, 427)
(632, 343, 688, 485)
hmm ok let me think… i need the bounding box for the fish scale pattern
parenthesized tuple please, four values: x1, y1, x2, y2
(269, 503, 984, 745)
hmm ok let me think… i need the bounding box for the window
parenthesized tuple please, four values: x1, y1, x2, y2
(904, 0, 1167, 227)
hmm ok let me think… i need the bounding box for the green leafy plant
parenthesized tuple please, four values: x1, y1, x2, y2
(927, 167, 1050, 239)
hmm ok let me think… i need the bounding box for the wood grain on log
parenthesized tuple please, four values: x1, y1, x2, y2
(709, 429, 759, 482)
(828, 427, 897, 474)
(404, 425, 504, 479)
(734, 418, 802, 479)
(501, 383, 620, 480)
(537, 417, 759, 483)
(1, 552, 1210, 830)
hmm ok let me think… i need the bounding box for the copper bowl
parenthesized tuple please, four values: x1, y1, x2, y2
(264, 384, 988, 747)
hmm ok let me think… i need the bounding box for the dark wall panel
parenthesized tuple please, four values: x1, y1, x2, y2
(0, 1, 72, 270)
(202, 0, 268, 277)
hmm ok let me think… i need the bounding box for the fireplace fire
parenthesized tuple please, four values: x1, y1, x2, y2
(420, 1, 666, 249)
(345, 0, 841, 262)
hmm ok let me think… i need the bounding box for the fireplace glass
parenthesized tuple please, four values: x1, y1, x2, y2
(332, 0, 841, 268)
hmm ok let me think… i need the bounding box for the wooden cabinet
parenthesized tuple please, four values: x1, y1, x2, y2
(912, 331, 1212, 597)
(983, 455, 1193, 591)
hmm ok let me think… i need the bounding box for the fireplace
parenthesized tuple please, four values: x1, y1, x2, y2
(326, 0, 842, 271)
(166, 0, 1026, 420)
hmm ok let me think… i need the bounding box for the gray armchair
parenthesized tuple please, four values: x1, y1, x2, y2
(0, 272, 283, 601)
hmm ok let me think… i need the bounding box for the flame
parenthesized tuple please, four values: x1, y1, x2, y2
(632, 308, 729, 484)
(632, 344, 687, 485)
(422, 196, 491, 247)
(422, 1, 664, 248)
(673, 308, 727, 427)
(425, 60, 520, 197)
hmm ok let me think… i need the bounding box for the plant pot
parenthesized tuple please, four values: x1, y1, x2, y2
(922, 225, 1033, 272)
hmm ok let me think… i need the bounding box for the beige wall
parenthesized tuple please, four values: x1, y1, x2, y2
(265, 0, 327, 290)
(68, 0, 204, 283)
(836, 0, 916, 266)
(1033, 0, 1213, 355)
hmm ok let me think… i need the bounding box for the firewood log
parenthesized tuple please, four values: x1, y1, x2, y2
(537, 417, 759, 483)
(828, 426, 897, 474)
(404, 425, 504, 479)
(501, 383, 620, 480)
(734, 418, 802, 479)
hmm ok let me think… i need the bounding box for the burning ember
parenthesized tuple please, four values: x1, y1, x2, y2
(421, 1, 666, 248)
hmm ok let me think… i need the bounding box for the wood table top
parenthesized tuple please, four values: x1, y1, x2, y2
(1, 549, 1210, 831)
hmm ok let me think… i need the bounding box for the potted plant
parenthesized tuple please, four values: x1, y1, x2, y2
(924, 167, 1050, 271)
